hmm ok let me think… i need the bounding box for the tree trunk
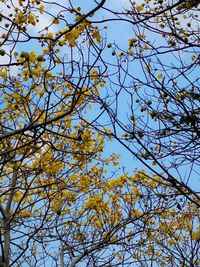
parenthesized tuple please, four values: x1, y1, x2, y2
(1, 219, 10, 267)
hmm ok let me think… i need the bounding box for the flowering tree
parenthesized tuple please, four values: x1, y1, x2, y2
(86, 0, 200, 205)
(0, 0, 199, 266)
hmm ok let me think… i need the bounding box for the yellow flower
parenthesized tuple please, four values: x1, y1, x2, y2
(37, 90, 44, 96)
(92, 29, 101, 43)
(39, 5, 45, 14)
(52, 18, 60, 25)
(28, 14, 36, 25)
(18, 12, 26, 22)
(145, 65, 150, 72)
(136, 5, 144, 12)
(29, 51, 37, 62)
(191, 55, 195, 61)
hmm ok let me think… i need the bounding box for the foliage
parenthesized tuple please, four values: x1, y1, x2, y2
(0, 0, 199, 266)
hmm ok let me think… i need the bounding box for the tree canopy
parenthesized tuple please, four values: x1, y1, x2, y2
(0, 0, 199, 266)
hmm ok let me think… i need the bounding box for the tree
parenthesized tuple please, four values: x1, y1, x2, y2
(0, 0, 199, 266)
(0, 0, 108, 265)
(84, 0, 200, 205)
